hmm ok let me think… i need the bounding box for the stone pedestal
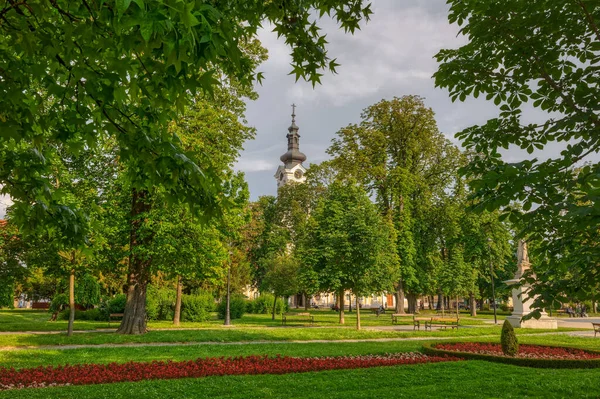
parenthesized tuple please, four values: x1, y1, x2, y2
(505, 278, 557, 329)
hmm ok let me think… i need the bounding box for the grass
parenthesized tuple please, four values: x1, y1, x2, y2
(0, 309, 490, 332)
(0, 340, 425, 369)
(2, 360, 600, 398)
(0, 325, 576, 348)
(0, 332, 594, 370)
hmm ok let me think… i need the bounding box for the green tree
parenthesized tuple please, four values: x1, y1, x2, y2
(306, 182, 398, 329)
(328, 96, 462, 313)
(1, 0, 374, 334)
(261, 254, 299, 320)
(434, 0, 600, 309)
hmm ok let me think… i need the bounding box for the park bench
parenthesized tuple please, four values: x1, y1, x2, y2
(391, 314, 426, 330)
(593, 322, 600, 338)
(282, 312, 314, 326)
(425, 317, 459, 331)
(108, 313, 124, 327)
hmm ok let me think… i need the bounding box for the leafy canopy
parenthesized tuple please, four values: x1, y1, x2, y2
(434, 0, 600, 306)
(0, 0, 373, 242)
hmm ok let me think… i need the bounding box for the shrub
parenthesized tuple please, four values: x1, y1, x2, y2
(246, 293, 287, 315)
(217, 295, 246, 320)
(146, 286, 175, 321)
(49, 293, 68, 314)
(501, 319, 519, 356)
(181, 292, 215, 322)
(107, 294, 127, 315)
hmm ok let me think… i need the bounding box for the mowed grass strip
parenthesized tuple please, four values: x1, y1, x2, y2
(1, 360, 599, 399)
(0, 309, 489, 332)
(0, 326, 574, 348)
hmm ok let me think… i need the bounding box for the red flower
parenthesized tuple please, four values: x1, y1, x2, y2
(434, 343, 600, 360)
(0, 353, 461, 390)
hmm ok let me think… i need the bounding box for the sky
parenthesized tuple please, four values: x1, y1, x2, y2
(237, 0, 502, 200)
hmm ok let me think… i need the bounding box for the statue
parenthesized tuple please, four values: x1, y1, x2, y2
(514, 240, 531, 280)
(505, 239, 557, 329)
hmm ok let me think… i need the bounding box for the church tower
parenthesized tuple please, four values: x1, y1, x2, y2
(274, 104, 307, 189)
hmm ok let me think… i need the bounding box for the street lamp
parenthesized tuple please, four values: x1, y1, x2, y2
(488, 238, 498, 325)
(224, 244, 232, 326)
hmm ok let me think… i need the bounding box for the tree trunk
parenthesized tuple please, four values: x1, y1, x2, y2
(407, 293, 417, 314)
(470, 293, 477, 317)
(117, 188, 153, 335)
(428, 295, 434, 310)
(456, 295, 459, 318)
(440, 292, 445, 316)
(303, 293, 309, 311)
(272, 295, 277, 321)
(395, 280, 406, 314)
(339, 289, 345, 324)
(356, 295, 361, 330)
(224, 265, 231, 325)
(173, 275, 183, 326)
(436, 293, 442, 311)
(67, 268, 75, 337)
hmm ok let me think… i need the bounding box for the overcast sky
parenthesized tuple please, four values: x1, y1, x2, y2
(237, 0, 494, 200)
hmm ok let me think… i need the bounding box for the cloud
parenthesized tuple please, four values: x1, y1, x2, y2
(235, 159, 277, 173)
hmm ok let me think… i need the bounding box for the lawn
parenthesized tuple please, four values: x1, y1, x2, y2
(2, 360, 599, 399)
(0, 325, 574, 348)
(0, 309, 489, 332)
(0, 332, 596, 370)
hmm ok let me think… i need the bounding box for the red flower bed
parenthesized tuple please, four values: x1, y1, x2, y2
(0, 353, 461, 390)
(434, 343, 600, 360)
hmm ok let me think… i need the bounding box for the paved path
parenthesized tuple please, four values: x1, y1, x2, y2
(0, 330, 594, 352)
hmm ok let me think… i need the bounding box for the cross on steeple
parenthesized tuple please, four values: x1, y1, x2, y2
(291, 103, 296, 122)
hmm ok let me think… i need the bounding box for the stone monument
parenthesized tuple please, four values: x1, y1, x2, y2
(505, 240, 557, 329)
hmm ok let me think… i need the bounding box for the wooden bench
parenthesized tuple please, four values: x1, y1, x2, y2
(413, 317, 431, 331)
(593, 323, 600, 338)
(108, 313, 124, 327)
(391, 313, 424, 329)
(282, 312, 314, 326)
(425, 317, 459, 331)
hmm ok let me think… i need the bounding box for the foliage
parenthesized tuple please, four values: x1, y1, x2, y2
(107, 295, 127, 315)
(261, 255, 300, 301)
(501, 320, 519, 356)
(434, 0, 600, 309)
(58, 308, 106, 322)
(327, 96, 463, 304)
(49, 293, 68, 314)
(306, 182, 398, 297)
(1, 0, 373, 242)
(217, 295, 246, 320)
(145, 286, 175, 321)
(246, 293, 286, 315)
(181, 293, 215, 323)
(74, 274, 101, 308)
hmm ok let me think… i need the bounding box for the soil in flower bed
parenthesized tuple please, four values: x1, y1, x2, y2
(434, 342, 600, 360)
(0, 353, 461, 390)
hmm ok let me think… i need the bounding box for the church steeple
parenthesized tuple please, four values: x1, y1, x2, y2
(280, 104, 307, 168)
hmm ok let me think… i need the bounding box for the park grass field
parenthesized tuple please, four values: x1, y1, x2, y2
(0, 309, 489, 332)
(0, 309, 597, 398)
(2, 360, 600, 399)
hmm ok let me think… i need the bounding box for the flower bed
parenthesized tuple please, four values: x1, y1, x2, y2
(0, 353, 461, 390)
(423, 342, 600, 369)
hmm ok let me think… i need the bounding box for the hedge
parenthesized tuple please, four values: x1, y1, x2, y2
(422, 342, 600, 369)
